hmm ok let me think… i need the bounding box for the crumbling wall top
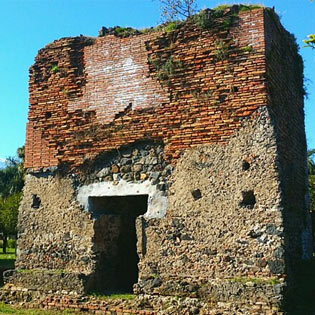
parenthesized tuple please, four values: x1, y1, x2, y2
(25, 7, 281, 172)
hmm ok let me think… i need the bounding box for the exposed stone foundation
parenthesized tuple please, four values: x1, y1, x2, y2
(0, 287, 282, 314)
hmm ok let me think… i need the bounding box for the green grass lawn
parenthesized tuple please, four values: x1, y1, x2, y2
(0, 248, 16, 286)
(0, 250, 82, 314)
(89, 292, 136, 300)
(0, 248, 15, 270)
(0, 248, 16, 260)
(0, 303, 81, 314)
(0, 248, 15, 254)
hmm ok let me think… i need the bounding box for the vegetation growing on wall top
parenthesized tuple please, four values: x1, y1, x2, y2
(98, 4, 268, 38)
(98, 26, 142, 38)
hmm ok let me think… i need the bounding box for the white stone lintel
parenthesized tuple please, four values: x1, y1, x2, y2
(77, 179, 167, 219)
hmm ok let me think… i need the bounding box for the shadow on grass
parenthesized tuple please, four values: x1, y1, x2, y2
(0, 252, 15, 286)
(284, 258, 315, 314)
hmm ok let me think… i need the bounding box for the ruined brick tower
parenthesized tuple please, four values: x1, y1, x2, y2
(5, 6, 312, 313)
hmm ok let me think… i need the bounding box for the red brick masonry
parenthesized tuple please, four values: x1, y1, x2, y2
(26, 9, 266, 171)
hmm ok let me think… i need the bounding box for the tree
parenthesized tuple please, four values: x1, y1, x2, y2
(0, 146, 25, 253)
(157, 0, 198, 21)
(307, 149, 315, 175)
(0, 159, 24, 199)
(0, 193, 21, 253)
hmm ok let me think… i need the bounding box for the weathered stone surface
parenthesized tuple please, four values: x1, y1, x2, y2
(0, 288, 283, 314)
(16, 175, 95, 274)
(3, 270, 91, 295)
(137, 107, 286, 293)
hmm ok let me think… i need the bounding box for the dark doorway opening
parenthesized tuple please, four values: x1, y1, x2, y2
(89, 195, 148, 293)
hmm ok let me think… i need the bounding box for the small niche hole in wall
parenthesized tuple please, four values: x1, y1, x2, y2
(219, 94, 227, 102)
(45, 112, 52, 119)
(240, 190, 256, 209)
(192, 189, 202, 201)
(242, 160, 250, 171)
(31, 194, 41, 209)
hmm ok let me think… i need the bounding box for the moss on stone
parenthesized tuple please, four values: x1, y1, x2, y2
(212, 5, 231, 12)
(229, 276, 281, 285)
(239, 4, 264, 12)
(89, 292, 136, 300)
(16, 269, 66, 275)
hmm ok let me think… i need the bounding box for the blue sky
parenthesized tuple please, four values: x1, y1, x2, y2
(0, 0, 314, 161)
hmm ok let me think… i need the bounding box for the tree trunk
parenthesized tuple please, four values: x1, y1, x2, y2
(2, 233, 7, 254)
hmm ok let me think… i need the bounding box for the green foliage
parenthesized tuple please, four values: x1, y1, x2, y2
(50, 64, 59, 73)
(0, 303, 16, 314)
(0, 192, 21, 236)
(229, 276, 281, 285)
(0, 163, 24, 199)
(222, 16, 233, 29)
(16, 268, 66, 274)
(16, 269, 33, 273)
(139, 22, 182, 35)
(17, 146, 25, 163)
(150, 273, 159, 279)
(212, 4, 263, 13)
(0, 247, 15, 255)
(193, 8, 236, 31)
(0, 303, 78, 314)
(241, 45, 253, 53)
(98, 26, 141, 37)
(149, 56, 182, 82)
(193, 10, 214, 29)
(0, 146, 24, 253)
(7, 238, 15, 248)
(304, 34, 315, 49)
(239, 4, 263, 12)
(164, 21, 181, 32)
(112, 26, 140, 37)
(213, 5, 230, 12)
(89, 292, 136, 300)
(213, 40, 231, 61)
(308, 149, 315, 175)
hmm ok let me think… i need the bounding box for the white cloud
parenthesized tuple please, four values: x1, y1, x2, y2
(0, 158, 7, 168)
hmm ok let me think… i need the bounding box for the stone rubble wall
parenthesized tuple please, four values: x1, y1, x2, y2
(16, 174, 95, 274)
(3, 270, 91, 295)
(0, 287, 282, 314)
(135, 107, 285, 303)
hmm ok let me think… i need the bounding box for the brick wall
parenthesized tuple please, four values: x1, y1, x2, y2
(25, 8, 267, 171)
